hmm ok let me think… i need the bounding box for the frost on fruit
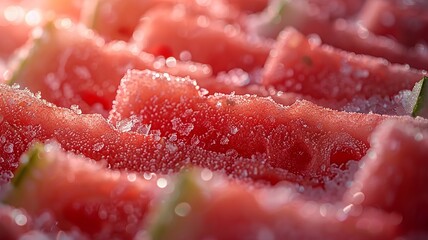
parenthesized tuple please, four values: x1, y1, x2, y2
(263, 27, 425, 101)
(3, 142, 164, 239)
(344, 120, 428, 232)
(110, 69, 401, 184)
(5, 18, 212, 116)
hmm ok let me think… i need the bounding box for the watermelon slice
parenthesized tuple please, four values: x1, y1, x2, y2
(3, 142, 161, 239)
(109, 69, 426, 180)
(246, 0, 428, 71)
(83, 0, 241, 42)
(5, 19, 212, 115)
(2, 0, 84, 20)
(344, 120, 428, 233)
(147, 168, 400, 240)
(132, 6, 272, 74)
(0, 0, 88, 61)
(263, 27, 425, 100)
(0, 83, 317, 186)
(358, 0, 428, 47)
(0, 5, 33, 61)
(1, 144, 400, 239)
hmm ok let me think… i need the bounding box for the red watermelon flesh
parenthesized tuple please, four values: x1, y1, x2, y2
(344, 120, 428, 233)
(316, 20, 428, 72)
(0, 0, 88, 61)
(0, 204, 32, 239)
(358, 0, 428, 47)
(212, 68, 410, 116)
(223, 0, 268, 13)
(147, 169, 400, 240)
(132, 6, 272, 74)
(0, 202, 87, 239)
(263, 27, 425, 101)
(31, 0, 85, 20)
(5, 19, 212, 116)
(3, 142, 161, 239)
(245, 0, 428, 71)
(0, 5, 33, 61)
(0, 83, 316, 186)
(2, 0, 84, 20)
(306, 0, 366, 19)
(109, 69, 412, 178)
(83, 0, 241, 42)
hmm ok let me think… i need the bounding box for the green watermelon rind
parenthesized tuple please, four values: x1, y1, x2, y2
(2, 143, 47, 206)
(411, 76, 428, 118)
(81, 0, 102, 32)
(148, 169, 202, 240)
(6, 21, 56, 86)
(271, 0, 289, 25)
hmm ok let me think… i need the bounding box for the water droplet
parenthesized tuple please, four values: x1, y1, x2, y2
(414, 133, 424, 141)
(143, 172, 155, 180)
(12, 210, 27, 226)
(201, 169, 213, 181)
(70, 105, 82, 114)
(92, 142, 104, 152)
(24, 9, 42, 26)
(230, 126, 239, 135)
(220, 136, 229, 145)
(179, 51, 192, 61)
(342, 204, 354, 214)
(4, 6, 25, 23)
(196, 15, 210, 28)
(166, 142, 178, 153)
(352, 192, 365, 204)
(157, 178, 168, 188)
(127, 173, 137, 182)
(4, 143, 14, 153)
(175, 202, 191, 217)
(165, 57, 177, 68)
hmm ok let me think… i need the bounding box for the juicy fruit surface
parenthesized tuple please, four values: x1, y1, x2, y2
(133, 6, 272, 74)
(0, 0, 428, 239)
(246, 0, 428, 70)
(344, 120, 428, 234)
(83, 0, 241, 42)
(0, 83, 315, 186)
(5, 143, 159, 239)
(358, 0, 428, 47)
(263, 27, 425, 100)
(111, 69, 393, 178)
(148, 169, 400, 240)
(3, 143, 402, 239)
(5, 19, 211, 116)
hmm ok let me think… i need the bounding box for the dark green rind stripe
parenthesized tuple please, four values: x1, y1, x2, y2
(7, 21, 56, 85)
(412, 76, 428, 117)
